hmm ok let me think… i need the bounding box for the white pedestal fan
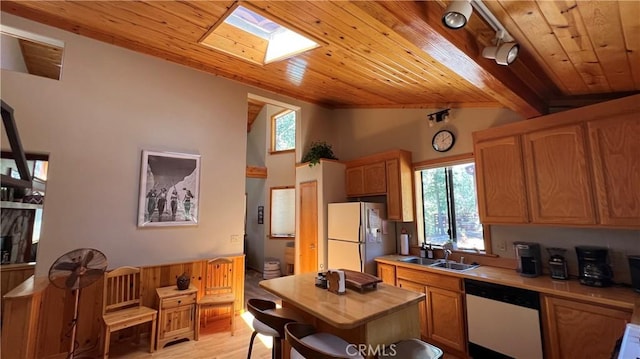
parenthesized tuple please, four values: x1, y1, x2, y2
(48, 248, 107, 359)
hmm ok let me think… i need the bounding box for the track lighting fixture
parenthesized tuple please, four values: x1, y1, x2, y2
(482, 35, 519, 66)
(427, 109, 450, 127)
(442, 0, 519, 65)
(442, 1, 473, 30)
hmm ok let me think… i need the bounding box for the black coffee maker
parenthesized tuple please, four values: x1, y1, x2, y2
(576, 246, 613, 287)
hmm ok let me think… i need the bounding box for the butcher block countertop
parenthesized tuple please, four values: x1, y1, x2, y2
(259, 272, 424, 329)
(376, 255, 639, 312)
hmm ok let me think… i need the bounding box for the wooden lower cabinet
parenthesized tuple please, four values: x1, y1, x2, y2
(425, 286, 466, 354)
(156, 285, 198, 350)
(395, 266, 466, 357)
(397, 279, 427, 339)
(377, 262, 396, 286)
(542, 295, 631, 359)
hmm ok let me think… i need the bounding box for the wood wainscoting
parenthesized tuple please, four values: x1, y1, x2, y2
(1, 255, 245, 359)
(0, 262, 35, 320)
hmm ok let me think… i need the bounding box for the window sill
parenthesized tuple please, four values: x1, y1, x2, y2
(452, 248, 498, 258)
(270, 235, 295, 240)
(269, 149, 295, 155)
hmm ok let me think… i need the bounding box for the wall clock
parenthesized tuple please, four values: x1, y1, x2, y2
(432, 129, 455, 152)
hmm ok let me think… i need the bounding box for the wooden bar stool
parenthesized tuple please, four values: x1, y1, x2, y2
(247, 299, 304, 359)
(284, 322, 364, 359)
(378, 339, 443, 358)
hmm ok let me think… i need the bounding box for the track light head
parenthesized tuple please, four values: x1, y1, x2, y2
(427, 109, 451, 127)
(442, 1, 473, 30)
(482, 42, 519, 65)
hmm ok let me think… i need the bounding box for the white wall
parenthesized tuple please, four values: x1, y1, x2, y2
(0, 33, 28, 73)
(491, 226, 639, 284)
(0, 13, 249, 275)
(334, 107, 523, 162)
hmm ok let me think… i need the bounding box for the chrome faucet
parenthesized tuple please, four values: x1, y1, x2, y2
(444, 249, 452, 263)
(442, 242, 454, 263)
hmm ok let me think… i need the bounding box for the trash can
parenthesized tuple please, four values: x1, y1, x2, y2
(263, 259, 281, 279)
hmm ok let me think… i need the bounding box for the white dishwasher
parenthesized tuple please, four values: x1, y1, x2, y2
(464, 279, 543, 359)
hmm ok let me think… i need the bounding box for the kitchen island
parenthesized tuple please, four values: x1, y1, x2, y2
(259, 272, 424, 357)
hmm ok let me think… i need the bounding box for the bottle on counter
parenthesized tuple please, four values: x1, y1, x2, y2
(427, 243, 434, 259)
(420, 242, 427, 258)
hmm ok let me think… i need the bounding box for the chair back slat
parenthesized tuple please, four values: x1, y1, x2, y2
(103, 266, 143, 314)
(204, 258, 233, 296)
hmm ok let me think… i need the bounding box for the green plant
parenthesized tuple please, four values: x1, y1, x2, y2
(301, 141, 338, 167)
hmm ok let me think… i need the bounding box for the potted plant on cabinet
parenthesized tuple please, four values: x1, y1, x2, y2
(301, 141, 338, 167)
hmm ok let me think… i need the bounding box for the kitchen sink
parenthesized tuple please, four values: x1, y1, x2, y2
(430, 262, 479, 271)
(397, 257, 441, 265)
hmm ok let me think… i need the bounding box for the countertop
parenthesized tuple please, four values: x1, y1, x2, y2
(259, 272, 424, 329)
(376, 255, 640, 311)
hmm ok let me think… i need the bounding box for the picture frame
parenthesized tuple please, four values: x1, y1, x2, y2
(137, 150, 201, 227)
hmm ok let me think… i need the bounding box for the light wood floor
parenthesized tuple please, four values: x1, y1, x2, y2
(107, 270, 459, 359)
(108, 269, 280, 359)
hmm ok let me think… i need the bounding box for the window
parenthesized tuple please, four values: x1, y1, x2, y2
(415, 160, 485, 251)
(271, 110, 296, 152)
(270, 187, 295, 238)
(199, 4, 319, 65)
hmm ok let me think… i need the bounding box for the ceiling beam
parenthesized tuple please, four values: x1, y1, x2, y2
(362, 1, 547, 118)
(1, 100, 32, 189)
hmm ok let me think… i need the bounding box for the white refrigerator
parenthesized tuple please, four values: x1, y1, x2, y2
(327, 202, 395, 275)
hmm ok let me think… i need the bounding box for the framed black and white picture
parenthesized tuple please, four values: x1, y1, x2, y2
(137, 150, 201, 227)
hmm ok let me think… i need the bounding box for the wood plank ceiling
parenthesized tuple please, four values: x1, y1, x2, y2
(1, 1, 638, 118)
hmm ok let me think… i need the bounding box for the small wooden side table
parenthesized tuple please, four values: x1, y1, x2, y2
(156, 284, 198, 350)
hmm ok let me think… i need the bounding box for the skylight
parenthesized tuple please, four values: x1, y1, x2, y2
(200, 5, 319, 65)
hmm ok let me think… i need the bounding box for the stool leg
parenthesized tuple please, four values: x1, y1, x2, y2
(273, 336, 282, 359)
(247, 331, 258, 359)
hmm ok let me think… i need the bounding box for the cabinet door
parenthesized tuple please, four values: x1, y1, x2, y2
(397, 279, 427, 340)
(475, 136, 529, 223)
(363, 162, 386, 194)
(160, 304, 195, 341)
(542, 295, 630, 359)
(377, 262, 396, 286)
(425, 286, 466, 353)
(588, 114, 640, 227)
(386, 156, 414, 222)
(346, 166, 364, 197)
(386, 159, 402, 221)
(523, 124, 596, 224)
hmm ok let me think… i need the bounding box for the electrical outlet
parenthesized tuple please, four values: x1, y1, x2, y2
(230, 235, 240, 243)
(497, 240, 507, 252)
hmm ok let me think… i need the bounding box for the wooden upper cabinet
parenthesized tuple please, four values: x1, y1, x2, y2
(588, 114, 640, 227)
(345, 163, 385, 196)
(345, 166, 365, 197)
(386, 152, 414, 221)
(474, 136, 529, 224)
(522, 124, 596, 225)
(345, 150, 414, 221)
(363, 162, 386, 194)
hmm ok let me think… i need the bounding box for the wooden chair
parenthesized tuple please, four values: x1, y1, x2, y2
(197, 257, 236, 335)
(284, 322, 363, 359)
(102, 266, 157, 358)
